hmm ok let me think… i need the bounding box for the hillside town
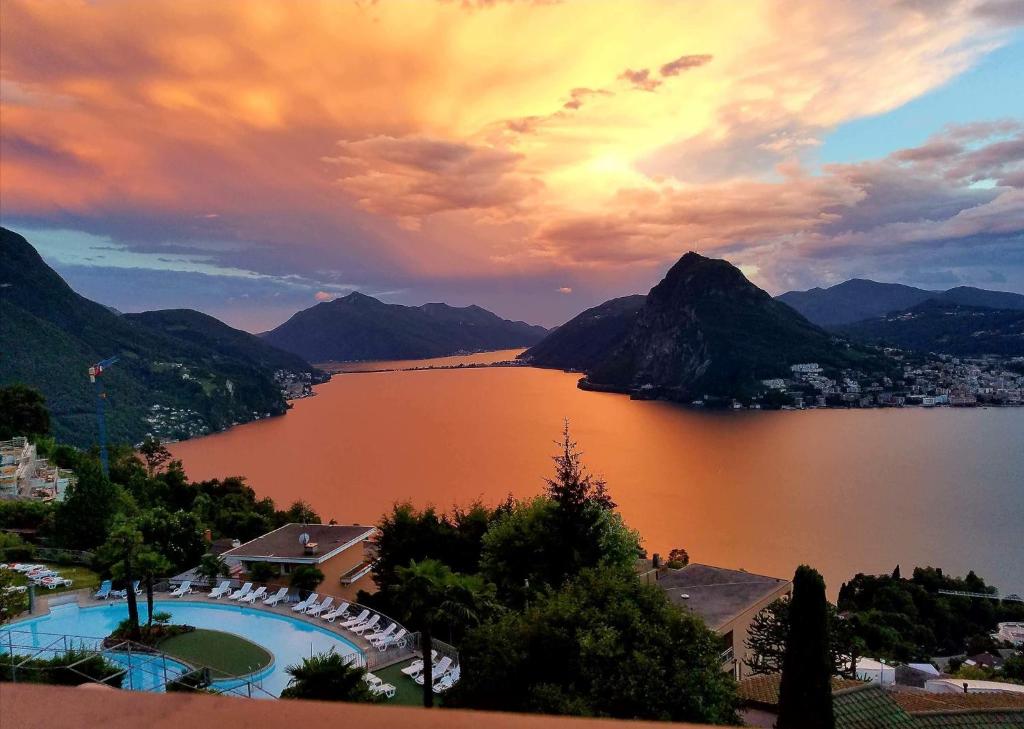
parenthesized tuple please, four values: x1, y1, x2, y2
(756, 355, 1024, 410)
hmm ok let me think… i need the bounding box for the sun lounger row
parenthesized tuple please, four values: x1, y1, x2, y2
(404, 654, 460, 693)
(2, 563, 74, 590)
(198, 581, 409, 651)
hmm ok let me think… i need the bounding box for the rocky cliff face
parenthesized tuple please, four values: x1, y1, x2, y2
(575, 252, 884, 400)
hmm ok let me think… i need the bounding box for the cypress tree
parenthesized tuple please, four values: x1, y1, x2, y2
(778, 565, 834, 729)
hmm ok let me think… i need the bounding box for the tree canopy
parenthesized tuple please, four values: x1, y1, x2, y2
(777, 566, 834, 729)
(451, 566, 740, 724)
(0, 385, 51, 440)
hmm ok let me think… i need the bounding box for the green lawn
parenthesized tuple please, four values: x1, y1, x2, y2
(9, 562, 101, 595)
(373, 661, 452, 707)
(158, 628, 273, 679)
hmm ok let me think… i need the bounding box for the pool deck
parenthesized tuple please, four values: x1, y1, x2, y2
(18, 587, 418, 673)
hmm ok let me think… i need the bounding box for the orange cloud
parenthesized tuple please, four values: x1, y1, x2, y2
(0, 0, 1015, 298)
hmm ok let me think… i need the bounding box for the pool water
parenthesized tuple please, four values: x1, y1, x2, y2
(0, 600, 363, 696)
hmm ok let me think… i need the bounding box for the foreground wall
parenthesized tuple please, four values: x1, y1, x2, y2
(0, 683, 715, 729)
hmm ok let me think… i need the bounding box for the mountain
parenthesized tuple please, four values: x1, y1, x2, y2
(525, 252, 888, 401)
(0, 227, 319, 447)
(261, 291, 548, 362)
(125, 309, 322, 378)
(837, 300, 1024, 356)
(778, 279, 1024, 327)
(519, 295, 646, 371)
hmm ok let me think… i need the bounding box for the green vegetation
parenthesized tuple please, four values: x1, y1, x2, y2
(289, 565, 324, 594)
(745, 598, 861, 678)
(0, 384, 51, 441)
(0, 227, 319, 446)
(6, 563, 101, 596)
(836, 567, 1024, 659)
(451, 566, 739, 722)
(362, 426, 739, 724)
(389, 559, 498, 708)
(159, 629, 273, 679)
(0, 648, 125, 688)
(777, 566, 835, 729)
(837, 300, 1024, 356)
(280, 651, 377, 702)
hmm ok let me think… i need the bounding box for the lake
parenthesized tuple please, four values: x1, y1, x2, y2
(171, 350, 1024, 596)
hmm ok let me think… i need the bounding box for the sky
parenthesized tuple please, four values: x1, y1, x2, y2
(2, 0, 1023, 331)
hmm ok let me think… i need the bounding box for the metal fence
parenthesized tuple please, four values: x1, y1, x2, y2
(155, 580, 435, 670)
(0, 625, 275, 698)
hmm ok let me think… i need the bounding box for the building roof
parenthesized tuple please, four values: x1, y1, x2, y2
(891, 690, 1024, 713)
(740, 676, 1024, 727)
(738, 672, 864, 709)
(910, 709, 1024, 728)
(222, 523, 374, 564)
(833, 684, 916, 729)
(652, 563, 790, 630)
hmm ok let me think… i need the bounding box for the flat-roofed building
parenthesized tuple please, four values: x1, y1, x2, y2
(221, 522, 377, 599)
(641, 562, 792, 679)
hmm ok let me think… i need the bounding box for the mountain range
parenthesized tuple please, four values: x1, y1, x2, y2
(835, 300, 1024, 357)
(522, 252, 890, 401)
(0, 227, 322, 447)
(261, 292, 548, 363)
(777, 279, 1024, 327)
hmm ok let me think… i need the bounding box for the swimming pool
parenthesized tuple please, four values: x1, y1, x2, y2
(0, 600, 363, 696)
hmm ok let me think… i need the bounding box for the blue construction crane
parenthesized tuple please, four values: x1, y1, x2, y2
(88, 356, 119, 477)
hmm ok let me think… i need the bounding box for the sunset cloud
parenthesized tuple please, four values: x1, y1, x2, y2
(0, 0, 1020, 328)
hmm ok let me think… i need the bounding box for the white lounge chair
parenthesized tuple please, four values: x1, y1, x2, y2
(373, 628, 407, 651)
(306, 596, 333, 617)
(400, 651, 438, 678)
(228, 582, 253, 601)
(367, 623, 396, 643)
(435, 667, 460, 693)
(350, 614, 380, 635)
(291, 593, 318, 612)
(415, 657, 452, 685)
(208, 581, 232, 599)
(241, 585, 267, 604)
(359, 672, 392, 697)
(262, 587, 288, 606)
(338, 609, 370, 628)
(170, 580, 192, 597)
(322, 602, 351, 622)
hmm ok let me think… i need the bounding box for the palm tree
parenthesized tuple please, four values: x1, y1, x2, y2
(136, 550, 172, 626)
(196, 553, 229, 583)
(389, 559, 498, 708)
(97, 520, 145, 641)
(280, 650, 375, 702)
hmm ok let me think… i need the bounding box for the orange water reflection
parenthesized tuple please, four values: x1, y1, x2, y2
(171, 360, 1024, 596)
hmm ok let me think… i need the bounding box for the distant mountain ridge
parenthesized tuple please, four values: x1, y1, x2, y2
(523, 252, 888, 401)
(519, 295, 646, 372)
(261, 291, 548, 362)
(0, 227, 320, 447)
(836, 300, 1024, 356)
(778, 279, 1024, 327)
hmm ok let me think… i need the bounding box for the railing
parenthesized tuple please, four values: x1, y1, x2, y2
(937, 589, 1024, 603)
(0, 625, 275, 698)
(155, 581, 426, 670)
(718, 646, 734, 665)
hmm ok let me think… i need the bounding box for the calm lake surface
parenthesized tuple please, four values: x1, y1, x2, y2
(171, 350, 1024, 596)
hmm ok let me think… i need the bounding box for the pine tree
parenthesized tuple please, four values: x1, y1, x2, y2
(778, 565, 834, 729)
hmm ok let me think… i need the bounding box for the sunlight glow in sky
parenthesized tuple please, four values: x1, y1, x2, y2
(2, 0, 1022, 329)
